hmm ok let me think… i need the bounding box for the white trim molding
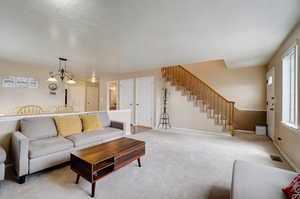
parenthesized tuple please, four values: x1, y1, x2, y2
(0, 109, 131, 122)
(273, 142, 300, 172)
(157, 127, 230, 137)
(235, 107, 267, 112)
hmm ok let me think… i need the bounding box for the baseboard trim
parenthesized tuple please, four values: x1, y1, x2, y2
(156, 127, 230, 137)
(273, 142, 300, 172)
(234, 129, 255, 134)
(235, 108, 267, 112)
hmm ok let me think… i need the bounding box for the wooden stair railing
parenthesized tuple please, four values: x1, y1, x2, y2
(161, 65, 235, 135)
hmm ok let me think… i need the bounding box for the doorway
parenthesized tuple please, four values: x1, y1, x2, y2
(266, 67, 275, 140)
(86, 85, 99, 112)
(119, 79, 135, 123)
(135, 76, 154, 127)
(117, 76, 155, 128)
(107, 81, 118, 111)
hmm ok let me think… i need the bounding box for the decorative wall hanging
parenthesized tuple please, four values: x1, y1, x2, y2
(2, 76, 15, 88)
(1, 76, 38, 88)
(48, 83, 58, 95)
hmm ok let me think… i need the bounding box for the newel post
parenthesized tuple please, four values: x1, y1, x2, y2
(230, 102, 235, 136)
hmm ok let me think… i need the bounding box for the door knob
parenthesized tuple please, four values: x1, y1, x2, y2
(270, 108, 274, 111)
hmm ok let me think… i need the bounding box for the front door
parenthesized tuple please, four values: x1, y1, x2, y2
(266, 67, 275, 140)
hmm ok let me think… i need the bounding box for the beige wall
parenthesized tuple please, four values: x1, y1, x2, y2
(183, 60, 267, 110)
(182, 60, 267, 131)
(0, 59, 99, 114)
(166, 82, 223, 132)
(268, 23, 300, 171)
(0, 59, 65, 115)
(100, 69, 223, 130)
(100, 61, 266, 131)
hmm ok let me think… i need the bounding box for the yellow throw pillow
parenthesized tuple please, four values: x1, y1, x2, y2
(80, 114, 104, 132)
(54, 115, 82, 137)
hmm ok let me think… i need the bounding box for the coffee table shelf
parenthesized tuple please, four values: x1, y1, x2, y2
(93, 165, 114, 181)
(93, 158, 114, 172)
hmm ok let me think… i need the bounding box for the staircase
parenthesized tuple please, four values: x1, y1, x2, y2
(161, 65, 235, 135)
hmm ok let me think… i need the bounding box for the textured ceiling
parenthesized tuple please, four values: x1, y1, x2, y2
(0, 0, 299, 78)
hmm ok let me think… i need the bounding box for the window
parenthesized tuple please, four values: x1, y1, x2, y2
(282, 44, 298, 127)
(267, 76, 273, 85)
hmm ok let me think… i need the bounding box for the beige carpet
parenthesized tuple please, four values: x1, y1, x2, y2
(0, 129, 291, 199)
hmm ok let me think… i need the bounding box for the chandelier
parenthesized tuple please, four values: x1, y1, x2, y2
(48, 58, 76, 84)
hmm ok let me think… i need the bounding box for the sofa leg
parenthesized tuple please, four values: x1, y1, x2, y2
(18, 176, 26, 184)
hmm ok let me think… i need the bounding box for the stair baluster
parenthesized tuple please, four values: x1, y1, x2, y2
(162, 65, 235, 135)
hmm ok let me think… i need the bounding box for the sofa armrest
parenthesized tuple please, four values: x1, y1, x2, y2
(110, 121, 124, 131)
(0, 145, 6, 181)
(0, 145, 6, 163)
(11, 131, 29, 177)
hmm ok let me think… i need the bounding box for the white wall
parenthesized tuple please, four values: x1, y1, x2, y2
(108, 110, 131, 135)
(268, 22, 300, 171)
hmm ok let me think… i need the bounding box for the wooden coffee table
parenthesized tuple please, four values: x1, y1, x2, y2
(70, 137, 145, 197)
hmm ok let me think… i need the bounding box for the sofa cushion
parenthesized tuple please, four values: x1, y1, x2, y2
(98, 112, 111, 127)
(0, 147, 6, 163)
(81, 114, 104, 132)
(231, 160, 297, 199)
(29, 137, 73, 159)
(66, 127, 123, 147)
(54, 115, 82, 137)
(20, 117, 57, 140)
(97, 127, 124, 140)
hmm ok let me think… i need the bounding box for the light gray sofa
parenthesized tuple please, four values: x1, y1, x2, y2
(231, 160, 298, 199)
(0, 146, 6, 181)
(11, 112, 125, 183)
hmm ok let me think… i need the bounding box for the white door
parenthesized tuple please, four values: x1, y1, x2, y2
(136, 76, 154, 127)
(86, 86, 99, 111)
(68, 86, 85, 112)
(266, 67, 275, 140)
(119, 79, 135, 124)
